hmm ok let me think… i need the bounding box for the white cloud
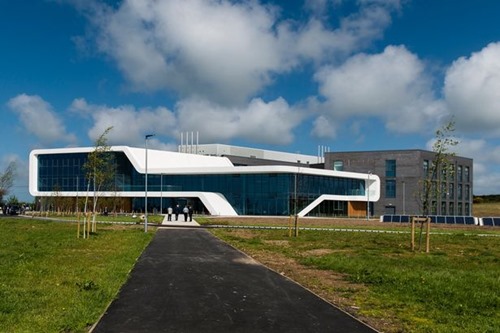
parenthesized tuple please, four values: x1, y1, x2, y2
(7, 94, 76, 145)
(473, 171, 500, 195)
(75, 0, 401, 105)
(294, 0, 401, 62)
(469, 157, 500, 196)
(444, 42, 500, 136)
(452, 138, 500, 166)
(69, 98, 177, 147)
(70, 95, 302, 148)
(175, 97, 303, 145)
(312, 115, 338, 138)
(85, 0, 285, 104)
(313, 45, 444, 136)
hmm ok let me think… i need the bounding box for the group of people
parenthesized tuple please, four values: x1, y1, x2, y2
(166, 204, 193, 222)
(1, 205, 23, 215)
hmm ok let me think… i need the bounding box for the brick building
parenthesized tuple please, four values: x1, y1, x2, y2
(325, 150, 473, 217)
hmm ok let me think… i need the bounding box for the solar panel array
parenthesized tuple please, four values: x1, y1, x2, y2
(381, 215, 478, 225)
(480, 217, 500, 226)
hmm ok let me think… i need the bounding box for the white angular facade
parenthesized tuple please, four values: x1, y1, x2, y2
(30, 146, 380, 217)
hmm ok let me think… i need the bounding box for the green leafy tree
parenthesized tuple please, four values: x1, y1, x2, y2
(419, 119, 459, 215)
(0, 161, 16, 204)
(7, 195, 19, 206)
(83, 126, 115, 232)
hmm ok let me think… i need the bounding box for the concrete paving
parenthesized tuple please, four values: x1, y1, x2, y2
(91, 228, 378, 333)
(161, 214, 200, 227)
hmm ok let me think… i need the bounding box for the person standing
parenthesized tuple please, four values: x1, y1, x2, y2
(174, 204, 180, 221)
(183, 205, 189, 222)
(188, 205, 193, 222)
(167, 206, 173, 221)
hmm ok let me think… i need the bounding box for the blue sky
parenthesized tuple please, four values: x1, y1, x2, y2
(2, 0, 500, 201)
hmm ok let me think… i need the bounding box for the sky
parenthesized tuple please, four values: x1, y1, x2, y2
(2, 0, 500, 202)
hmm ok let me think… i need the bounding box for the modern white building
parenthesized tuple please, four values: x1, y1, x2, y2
(29, 145, 380, 217)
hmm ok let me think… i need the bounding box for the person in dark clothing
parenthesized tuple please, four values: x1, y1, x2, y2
(188, 206, 193, 222)
(174, 204, 180, 221)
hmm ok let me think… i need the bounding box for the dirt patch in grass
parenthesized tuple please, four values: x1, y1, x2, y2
(242, 245, 399, 332)
(226, 229, 261, 239)
(263, 239, 291, 247)
(302, 248, 335, 256)
(209, 217, 498, 332)
(220, 226, 401, 331)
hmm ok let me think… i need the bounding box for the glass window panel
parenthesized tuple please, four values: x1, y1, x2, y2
(385, 179, 396, 198)
(464, 167, 470, 182)
(333, 161, 343, 171)
(385, 160, 396, 177)
(423, 160, 429, 176)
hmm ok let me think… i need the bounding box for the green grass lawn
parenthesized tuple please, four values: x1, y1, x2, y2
(26, 212, 165, 224)
(0, 217, 153, 332)
(211, 227, 500, 333)
(2, 215, 498, 332)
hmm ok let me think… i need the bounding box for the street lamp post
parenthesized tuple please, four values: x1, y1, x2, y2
(144, 134, 155, 232)
(294, 168, 299, 237)
(160, 173, 163, 216)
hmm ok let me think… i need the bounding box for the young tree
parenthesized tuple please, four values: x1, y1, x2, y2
(0, 161, 16, 204)
(83, 126, 115, 232)
(419, 118, 459, 215)
(7, 195, 19, 205)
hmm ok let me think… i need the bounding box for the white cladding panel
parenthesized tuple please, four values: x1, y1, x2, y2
(123, 146, 234, 173)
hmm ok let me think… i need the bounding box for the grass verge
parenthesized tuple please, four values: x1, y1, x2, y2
(24, 212, 165, 224)
(0, 217, 153, 332)
(210, 225, 500, 333)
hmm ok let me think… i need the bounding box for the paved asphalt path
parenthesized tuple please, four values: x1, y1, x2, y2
(91, 228, 378, 333)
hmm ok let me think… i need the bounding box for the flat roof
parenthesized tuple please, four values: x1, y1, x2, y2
(184, 143, 322, 164)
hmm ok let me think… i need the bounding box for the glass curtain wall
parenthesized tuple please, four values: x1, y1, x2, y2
(37, 152, 366, 216)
